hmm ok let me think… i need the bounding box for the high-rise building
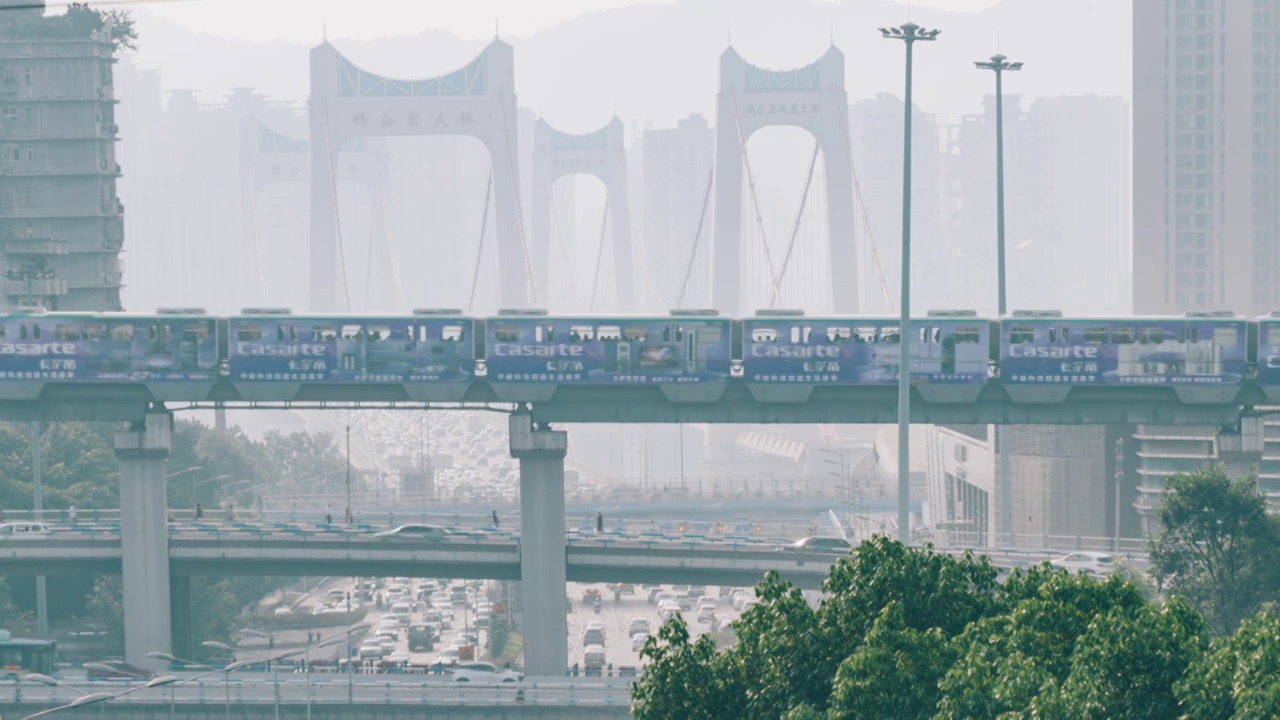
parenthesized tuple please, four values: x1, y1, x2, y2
(849, 94, 944, 314)
(946, 93, 1058, 315)
(0, 10, 124, 310)
(1029, 95, 1131, 316)
(643, 113, 713, 308)
(1133, 0, 1280, 315)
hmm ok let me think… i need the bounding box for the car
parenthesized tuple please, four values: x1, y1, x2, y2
(631, 633, 649, 651)
(627, 618, 651, 638)
(585, 621, 605, 633)
(373, 524, 451, 539)
(358, 642, 385, 659)
(688, 586, 707, 598)
(0, 522, 50, 537)
(696, 605, 717, 624)
(658, 600, 681, 620)
(1051, 552, 1117, 576)
(437, 648, 460, 665)
(375, 636, 396, 651)
(385, 651, 411, 664)
(272, 606, 293, 616)
(778, 536, 853, 554)
(581, 628, 606, 647)
(582, 588, 602, 604)
(85, 660, 156, 680)
(450, 660, 523, 683)
(732, 594, 755, 611)
(697, 597, 717, 611)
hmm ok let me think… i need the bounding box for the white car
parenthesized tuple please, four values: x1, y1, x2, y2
(0, 522, 50, 537)
(627, 618, 651, 638)
(272, 606, 293, 616)
(437, 648, 460, 665)
(1051, 552, 1116, 576)
(631, 632, 649, 651)
(373, 524, 451, 539)
(386, 651, 411, 664)
(358, 642, 385, 659)
(450, 661, 523, 683)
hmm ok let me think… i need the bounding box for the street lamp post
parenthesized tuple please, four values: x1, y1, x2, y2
(974, 53, 1022, 541)
(21, 674, 178, 720)
(880, 21, 940, 544)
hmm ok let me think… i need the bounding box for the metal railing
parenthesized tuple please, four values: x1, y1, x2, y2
(4, 676, 633, 708)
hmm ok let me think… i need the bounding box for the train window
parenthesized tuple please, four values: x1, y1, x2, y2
(183, 324, 209, 341)
(878, 327, 900, 344)
(1083, 327, 1108, 343)
(826, 327, 852, 342)
(955, 327, 980, 343)
(1214, 327, 1238, 345)
(54, 323, 79, 341)
(148, 324, 170, 343)
(313, 326, 338, 341)
(237, 324, 262, 342)
(1111, 328, 1136, 344)
(675, 326, 685, 342)
(624, 326, 648, 342)
(597, 325, 622, 341)
(1139, 328, 1165, 344)
(494, 324, 519, 342)
(790, 326, 813, 344)
(570, 325, 594, 342)
(340, 325, 361, 340)
(367, 326, 391, 341)
(752, 327, 777, 343)
(442, 325, 464, 342)
(109, 324, 131, 341)
(1187, 327, 1199, 343)
(534, 325, 554, 342)
(1048, 327, 1071, 343)
(854, 327, 877, 343)
(1008, 326, 1035, 344)
(81, 323, 106, 340)
(0, 324, 5, 339)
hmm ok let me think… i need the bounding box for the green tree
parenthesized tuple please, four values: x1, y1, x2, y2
(86, 576, 124, 658)
(1040, 597, 1208, 719)
(1177, 610, 1280, 719)
(1148, 465, 1280, 634)
(827, 602, 953, 720)
(190, 579, 239, 664)
(632, 616, 726, 720)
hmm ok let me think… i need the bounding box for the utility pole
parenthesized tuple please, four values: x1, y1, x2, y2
(31, 421, 47, 638)
(344, 424, 351, 525)
(880, 21, 940, 543)
(975, 53, 1022, 541)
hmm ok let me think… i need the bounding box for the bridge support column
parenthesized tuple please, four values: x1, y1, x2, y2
(115, 412, 174, 671)
(509, 414, 568, 678)
(170, 575, 192, 661)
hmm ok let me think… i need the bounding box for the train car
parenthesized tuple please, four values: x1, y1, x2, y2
(999, 310, 1247, 404)
(0, 308, 219, 401)
(741, 310, 993, 403)
(482, 309, 732, 402)
(1253, 312, 1280, 402)
(227, 309, 476, 401)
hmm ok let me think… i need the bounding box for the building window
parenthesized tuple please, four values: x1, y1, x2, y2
(24, 148, 32, 162)
(0, 107, 16, 120)
(0, 145, 15, 163)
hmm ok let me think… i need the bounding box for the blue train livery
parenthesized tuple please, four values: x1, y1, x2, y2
(742, 314, 990, 385)
(1255, 317, 1280, 386)
(228, 313, 475, 383)
(0, 312, 219, 382)
(1001, 316, 1248, 385)
(484, 314, 733, 384)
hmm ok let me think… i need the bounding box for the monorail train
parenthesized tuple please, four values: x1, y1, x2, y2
(0, 307, 1267, 397)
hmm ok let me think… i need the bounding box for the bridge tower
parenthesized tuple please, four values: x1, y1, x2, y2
(308, 40, 527, 311)
(241, 117, 390, 308)
(531, 117, 634, 309)
(712, 45, 857, 313)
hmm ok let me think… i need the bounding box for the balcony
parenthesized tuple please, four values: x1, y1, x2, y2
(2, 237, 67, 256)
(4, 278, 67, 298)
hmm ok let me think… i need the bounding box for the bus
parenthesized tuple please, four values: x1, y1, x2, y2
(0, 629, 56, 680)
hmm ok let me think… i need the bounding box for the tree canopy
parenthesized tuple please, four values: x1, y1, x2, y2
(633, 533, 1279, 719)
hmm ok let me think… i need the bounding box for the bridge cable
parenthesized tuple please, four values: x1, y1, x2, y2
(674, 164, 715, 309)
(374, 148, 405, 308)
(728, 88, 785, 309)
(541, 159, 582, 304)
(770, 140, 822, 308)
(497, 95, 542, 307)
(617, 167, 663, 310)
(321, 98, 353, 311)
(588, 195, 611, 312)
(243, 151, 269, 302)
(833, 95, 895, 312)
(465, 170, 494, 314)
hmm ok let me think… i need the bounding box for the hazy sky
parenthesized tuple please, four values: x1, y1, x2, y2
(142, 0, 1003, 43)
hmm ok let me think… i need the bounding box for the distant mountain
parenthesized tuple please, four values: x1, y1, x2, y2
(126, 0, 1128, 126)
